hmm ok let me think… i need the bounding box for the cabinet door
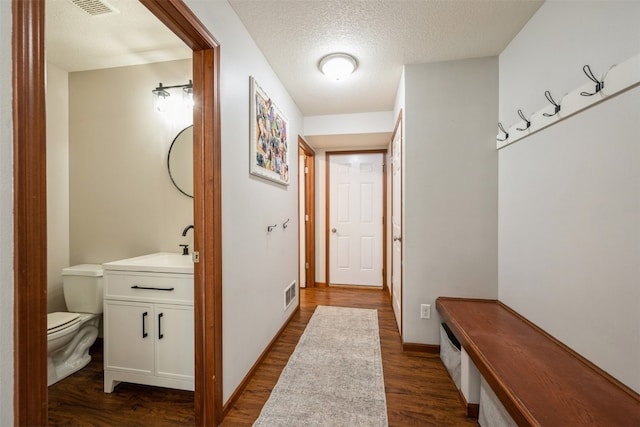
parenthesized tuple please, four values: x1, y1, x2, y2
(154, 304, 194, 380)
(104, 300, 154, 375)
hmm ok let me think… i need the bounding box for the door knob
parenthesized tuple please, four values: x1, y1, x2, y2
(331, 228, 337, 233)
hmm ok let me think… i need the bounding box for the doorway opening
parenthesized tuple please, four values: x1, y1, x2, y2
(298, 137, 316, 289)
(325, 150, 387, 288)
(12, 1, 222, 425)
(389, 112, 403, 336)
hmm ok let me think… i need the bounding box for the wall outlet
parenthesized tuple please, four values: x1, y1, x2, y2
(420, 304, 431, 319)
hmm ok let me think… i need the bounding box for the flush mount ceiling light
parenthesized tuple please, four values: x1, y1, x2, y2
(319, 53, 358, 81)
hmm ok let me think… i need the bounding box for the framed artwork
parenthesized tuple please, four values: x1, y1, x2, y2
(250, 76, 290, 185)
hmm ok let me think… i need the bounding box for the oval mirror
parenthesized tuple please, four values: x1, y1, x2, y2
(167, 125, 193, 198)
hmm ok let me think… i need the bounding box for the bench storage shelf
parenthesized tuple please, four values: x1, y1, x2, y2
(436, 297, 640, 427)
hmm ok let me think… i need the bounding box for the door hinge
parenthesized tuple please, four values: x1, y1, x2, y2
(304, 166, 309, 174)
(192, 251, 200, 263)
(305, 214, 309, 222)
(305, 262, 310, 269)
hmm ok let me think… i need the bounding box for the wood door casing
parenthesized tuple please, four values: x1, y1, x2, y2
(12, 1, 48, 422)
(328, 153, 384, 285)
(325, 150, 387, 288)
(12, 1, 223, 425)
(298, 137, 316, 288)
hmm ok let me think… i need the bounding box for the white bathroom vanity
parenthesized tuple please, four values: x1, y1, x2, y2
(102, 253, 194, 393)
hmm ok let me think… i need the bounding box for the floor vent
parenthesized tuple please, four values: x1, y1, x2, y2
(284, 281, 297, 310)
(70, 0, 119, 16)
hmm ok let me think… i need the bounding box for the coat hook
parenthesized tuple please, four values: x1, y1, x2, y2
(267, 224, 277, 232)
(580, 65, 604, 96)
(543, 90, 561, 117)
(283, 218, 290, 229)
(497, 122, 509, 142)
(516, 109, 531, 131)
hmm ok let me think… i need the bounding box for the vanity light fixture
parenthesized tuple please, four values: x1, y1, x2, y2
(152, 80, 193, 112)
(319, 53, 358, 81)
(182, 82, 194, 108)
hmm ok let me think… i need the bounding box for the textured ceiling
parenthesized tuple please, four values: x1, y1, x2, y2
(45, 0, 191, 72)
(45, 0, 543, 147)
(229, 0, 543, 116)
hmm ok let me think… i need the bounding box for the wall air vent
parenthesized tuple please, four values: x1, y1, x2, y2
(284, 281, 297, 310)
(70, 0, 119, 16)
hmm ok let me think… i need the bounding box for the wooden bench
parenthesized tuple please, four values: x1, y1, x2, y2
(436, 297, 640, 426)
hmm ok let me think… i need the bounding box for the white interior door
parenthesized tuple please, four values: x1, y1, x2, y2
(391, 125, 403, 334)
(329, 153, 383, 286)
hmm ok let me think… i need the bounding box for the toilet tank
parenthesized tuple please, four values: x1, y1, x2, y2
(62, 264, 104, 314)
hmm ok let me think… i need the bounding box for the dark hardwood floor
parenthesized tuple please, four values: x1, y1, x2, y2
(48, 340, 195, 427)
(49, 287, 478, 426)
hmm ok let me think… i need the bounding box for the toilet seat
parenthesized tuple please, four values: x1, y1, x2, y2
(47, 312, 81, 335)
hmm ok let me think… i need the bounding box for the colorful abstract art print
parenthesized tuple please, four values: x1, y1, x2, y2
(249, 76, 290, 185)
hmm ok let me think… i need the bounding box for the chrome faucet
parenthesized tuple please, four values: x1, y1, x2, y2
(182, 224, 194, 237)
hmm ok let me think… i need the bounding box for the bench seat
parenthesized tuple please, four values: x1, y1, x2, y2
(436, 297, 640, 427)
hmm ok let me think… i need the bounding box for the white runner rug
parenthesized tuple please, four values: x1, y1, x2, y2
(253, 305, 388, 426)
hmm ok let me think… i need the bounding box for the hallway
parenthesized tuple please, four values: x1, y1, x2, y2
(223, 287, 478, 426)
(48, 287, 478, 426)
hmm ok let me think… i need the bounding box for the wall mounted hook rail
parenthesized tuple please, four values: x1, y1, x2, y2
(497, 122, 509, 142)
(283, 218, 290, 229)
(267, 224, 277, 232)
(543, 90, 561, 117)
(516, 109, 531, 131)
(580, 65, 604, 96)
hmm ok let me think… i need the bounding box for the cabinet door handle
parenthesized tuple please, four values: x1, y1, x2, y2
(131, 285, 175, 291)
(142, 311, 148, 338)
(158, 313, 164, 340)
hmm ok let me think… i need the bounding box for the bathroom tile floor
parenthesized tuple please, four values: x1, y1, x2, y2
(48, 341, 194, 427)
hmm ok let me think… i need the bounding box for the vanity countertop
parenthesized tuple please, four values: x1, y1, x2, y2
(102, 252, 193, 275)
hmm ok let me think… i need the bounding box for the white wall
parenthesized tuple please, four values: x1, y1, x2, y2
(498, 1, 640, 392)
(46, 62, 70, 313)
(304, 111, 394, 136)
(185, 0, 303, 403)
(499, 1, 640, 125)
(403, 57, 499, 344)
(68, 60, 193, 264)
(304, 111, 393, 149)
(0, 0, 14, 423)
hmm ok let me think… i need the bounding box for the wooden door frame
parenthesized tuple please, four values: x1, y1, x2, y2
(12, 1, 223, 425)
(325, 150, 387, 289)
(298, 137, 316, 288)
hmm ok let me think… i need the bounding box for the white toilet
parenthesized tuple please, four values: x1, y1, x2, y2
(47, 264, 104, 386)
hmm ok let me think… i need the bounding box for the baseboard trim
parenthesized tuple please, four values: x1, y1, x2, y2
(222, 304, 300, 416)
(458, 388, 480, 418)
(314, 282, 328, 287)
(402, 342, 440, 354)
(329, 284, 385, 291)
